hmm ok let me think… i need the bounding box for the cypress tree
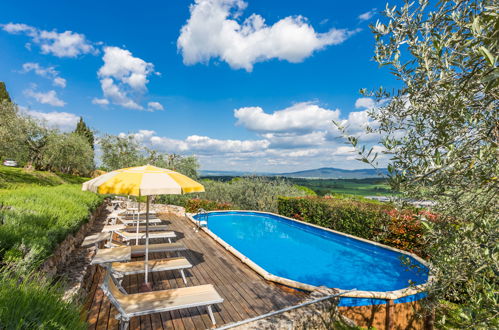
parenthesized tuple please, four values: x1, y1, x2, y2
(74, 117, 95, 150)
(0, 82, 11, 102)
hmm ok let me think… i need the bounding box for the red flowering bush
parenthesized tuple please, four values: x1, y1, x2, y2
(184, 198, 233, 213)
(379, 209, 427, 257)
(278, 196, 436, 257)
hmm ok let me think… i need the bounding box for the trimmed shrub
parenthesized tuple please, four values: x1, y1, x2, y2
(278, 196, 427, 257)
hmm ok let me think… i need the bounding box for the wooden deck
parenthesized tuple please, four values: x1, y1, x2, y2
(85, 212, 308, 329)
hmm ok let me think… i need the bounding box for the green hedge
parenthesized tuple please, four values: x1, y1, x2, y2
(0, 184, 104, 269)
(278, 196, 426, 256)
(278, 196, 391, 239)
(184, 198, 233, 213)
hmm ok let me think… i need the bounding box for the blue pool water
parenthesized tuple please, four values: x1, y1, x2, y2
(194, 211, 428, 306)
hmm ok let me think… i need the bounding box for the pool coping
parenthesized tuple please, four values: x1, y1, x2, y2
(186, 210, 434, 301)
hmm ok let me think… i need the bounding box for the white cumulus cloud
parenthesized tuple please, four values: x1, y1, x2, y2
(358, 9, 377, 22)
(95, 46, 157, 110)
(354, 97, 376, 109)
(19, 106, 79, 131)
(234, 102, 340, 133)
(177, 0, 358, 71)
(2, 23, 96, 57)
(21, 62, 67, 88)
(147, 102, 164, 111)
(92, 98, 110, 105)
(24, 88, 66, 107)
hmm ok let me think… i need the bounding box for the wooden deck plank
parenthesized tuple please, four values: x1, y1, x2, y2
(85, 211, 308, 329)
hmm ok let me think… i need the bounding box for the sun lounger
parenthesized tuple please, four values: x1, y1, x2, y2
(111, 257, 192, 284)
(113, 230, 176, 243)
(82, 232, 111, 247)
(100, 270, 223, 329)
(115, 217, 162, 226)
(107, 241, 188, 256)
(83, 234, 187, 256)
(121, 210, 156, 217)
(102, 224, 169, 233)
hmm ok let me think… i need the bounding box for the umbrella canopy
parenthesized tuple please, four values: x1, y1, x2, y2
(82, 165, 204, 196)
(83, 165, 204, 287)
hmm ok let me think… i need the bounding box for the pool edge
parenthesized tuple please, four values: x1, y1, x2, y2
(186, 210, 434, 302)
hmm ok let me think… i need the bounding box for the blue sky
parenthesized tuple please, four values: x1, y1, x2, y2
(0, 0, 400, 172)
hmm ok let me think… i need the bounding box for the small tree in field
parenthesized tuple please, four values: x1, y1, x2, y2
(344, 0, 498, 327)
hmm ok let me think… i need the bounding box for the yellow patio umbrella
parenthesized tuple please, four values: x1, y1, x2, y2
(82, 165, 204, 285)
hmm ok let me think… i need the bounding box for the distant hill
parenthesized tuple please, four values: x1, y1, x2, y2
(199, 170, 273, 177)
(278, 167, 387, 179)
(200, 167, 387, 179)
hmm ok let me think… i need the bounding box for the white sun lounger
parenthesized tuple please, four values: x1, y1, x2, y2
(111, 257, 192, 284)
(115, 217, 162, 226)
(82, 233, 187, 256)
(112, 230, 177, 243)
(109, 241, 188, 256)
(102, 224, 169, 233)
(101, 270, 223, 330)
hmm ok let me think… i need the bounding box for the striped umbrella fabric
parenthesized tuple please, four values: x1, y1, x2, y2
(82, 165, 204, 196)
(82, 165, 204, 287)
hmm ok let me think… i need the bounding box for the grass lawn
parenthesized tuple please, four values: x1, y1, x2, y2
(0, 165, 88, 188)
(0, 165, 100, 328)
(0, 165, 101, 268)
(287, 177, 397, 197)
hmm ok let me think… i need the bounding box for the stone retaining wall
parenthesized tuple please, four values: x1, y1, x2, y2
(339, 300, 433, 329)
(39, 201, 108, 278)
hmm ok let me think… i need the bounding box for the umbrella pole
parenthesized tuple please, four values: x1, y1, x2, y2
(144, 195, 150, 284)
(136, 193, 140, 245)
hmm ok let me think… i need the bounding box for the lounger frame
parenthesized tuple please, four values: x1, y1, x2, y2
(100, 271, 223, 330)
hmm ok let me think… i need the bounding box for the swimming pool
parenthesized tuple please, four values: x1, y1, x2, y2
(190, 211, 430, 307)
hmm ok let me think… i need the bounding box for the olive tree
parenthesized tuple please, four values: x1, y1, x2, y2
(144, 150, 200, 179)
(40, 133, 94, 175)
(0, 101, 49, 167)
(99, 134, 200, 179)
(99, 134, 144, 170)
(347, 0, 498, 327)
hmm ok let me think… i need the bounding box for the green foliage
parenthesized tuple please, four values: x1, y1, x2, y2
(0, 267, 86, 329)
(0, 184, 103, 270)
(0, 82, 11, 102)
(99, 134, 200, 178)
(74, 117, 95, 150)
(183, 198, 233, 212)
(0, 100, 49, 166)
(40, 132, 94, 176)
(0, 95, 94, 176)
(346, 0, 499, 326)
(99, 134, 143, 170)
(144, 151, 200, 179)
(160, 177, 307, 213)
(292, 184, 317, 196)
(278, 197, 427, 257)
